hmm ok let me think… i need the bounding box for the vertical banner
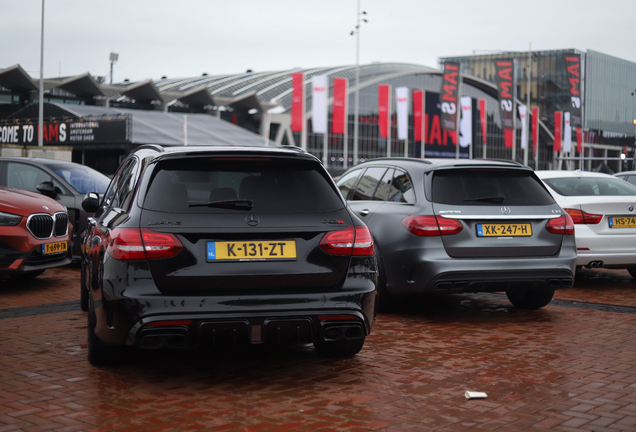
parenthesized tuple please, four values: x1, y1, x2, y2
(332, 77, 348, 135)
(563, 112, 572, 152)
(576, 127, 582, 153)
(311, 75, 328, 134)
(413, 90, 424, 142)
(378, 84, 391, 138)
(531, 106, 539, 153)
(440, 62, 461, 135)
(478, 98, 487, 148)
(565, 54, 583, 128)
(291, 72, 304, 132)
(396, 87, 409, 141)
(519, 105, 527, 149)
(554, 110, 562, 152)
(459, 96, 472, 148)
(495, 59, 515, 148)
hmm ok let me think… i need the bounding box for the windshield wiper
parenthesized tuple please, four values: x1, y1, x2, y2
(464, 195, 505, 203)
(189, 199, 253, 210)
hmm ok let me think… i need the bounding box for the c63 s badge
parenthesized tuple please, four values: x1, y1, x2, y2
(148, 221, 182, 226)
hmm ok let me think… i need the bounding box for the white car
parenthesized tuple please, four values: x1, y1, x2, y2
(536, 170, 636, 278)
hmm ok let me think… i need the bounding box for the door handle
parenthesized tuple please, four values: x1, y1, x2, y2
(359, 209, 369, 216)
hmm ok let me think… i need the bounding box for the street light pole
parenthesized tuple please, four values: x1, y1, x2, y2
(352, 1, 366, 166)
(38, 0, 45, 147)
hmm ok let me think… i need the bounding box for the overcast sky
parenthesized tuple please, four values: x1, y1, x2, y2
(3, 0, 634, 83)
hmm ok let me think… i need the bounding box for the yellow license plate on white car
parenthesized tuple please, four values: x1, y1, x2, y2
(207, 240, 297, 261)
(476, 223, 532, 237)
(609, 216, 636, 228)
(42, 241, 67, 255)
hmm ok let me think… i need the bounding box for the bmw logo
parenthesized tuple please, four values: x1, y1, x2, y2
(43, 205, 50, 211)
(629, 205, 634, 212)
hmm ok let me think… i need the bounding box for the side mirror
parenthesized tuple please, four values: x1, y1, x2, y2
(82, 192, 100, 213)
(36, 181, 57, 198)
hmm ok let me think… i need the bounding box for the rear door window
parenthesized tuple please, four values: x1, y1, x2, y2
(143, 157, 344, 213)
(432, 168, 554, 206)
(387, 169, 415, 203)
(351, 167, 388, 201)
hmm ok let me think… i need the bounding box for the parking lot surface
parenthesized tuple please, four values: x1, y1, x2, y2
(1, 266, 636, 431)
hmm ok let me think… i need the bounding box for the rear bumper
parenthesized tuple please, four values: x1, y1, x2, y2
(573, 226, 636, 267)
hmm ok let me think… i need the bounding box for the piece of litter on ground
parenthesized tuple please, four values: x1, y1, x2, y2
(465, 391, 488, 399)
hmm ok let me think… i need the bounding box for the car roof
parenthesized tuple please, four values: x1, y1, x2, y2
(535, 170, 615, 179)
(354, 157, 528, 172)
(614, 171, 636, 176)
(133, 145, 320, 163)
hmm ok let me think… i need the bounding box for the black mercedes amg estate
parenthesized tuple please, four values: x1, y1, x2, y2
(80, 145, 377, 365)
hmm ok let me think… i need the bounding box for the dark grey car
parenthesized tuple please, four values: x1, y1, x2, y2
(0, 157, 111, 260)
(336, 158, 577, 310)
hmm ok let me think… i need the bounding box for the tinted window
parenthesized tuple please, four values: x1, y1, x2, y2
(387, 169, 415, 204)
(433, 168, 554, 206)
(49, 163, 110, 194)
(336, 169, 363, 200)
(143, 158, 344, 213)
(543, 176, 636, 196)
(6, 162, 66, 194)
(352, 167, 387, 201)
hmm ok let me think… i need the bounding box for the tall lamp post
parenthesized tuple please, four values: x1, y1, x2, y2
(38, 0, 45, 147)
(351, 1, 367, 166)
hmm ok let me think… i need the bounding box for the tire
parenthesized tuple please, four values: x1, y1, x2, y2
(87, 290, 130, 366)
(376, 255, 397, 313)
(627, 267, 636, 279)
(506, 289, 555, 309)
(314, 336, 365, 358)
(80, 263, 88, 312)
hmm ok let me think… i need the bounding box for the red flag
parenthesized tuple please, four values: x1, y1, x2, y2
(554, 111, 562, 152)
(531, 106, 539, 154)
(576, 127, 582, 153)
(378, 84, 391, 138)
(504, 129, 514, 148)
(413, 90, 424, 142)
(291, 72, 304, 132)
(478, 99, 487, 146)
(440, 62, 460, 132)
(332, 77, 348, 135)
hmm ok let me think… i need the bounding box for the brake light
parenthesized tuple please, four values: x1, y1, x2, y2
(107, 228, 183, 260)
(319, 225, 375, 256)
(545, 214, 575, 235)
(401, 215, 463, 236)
(564, 208, 602, 225)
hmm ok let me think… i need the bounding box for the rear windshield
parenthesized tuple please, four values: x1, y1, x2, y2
(432, 168, 555, 206)
(142, 157, 344, 213)
(542, 176, 636, 196)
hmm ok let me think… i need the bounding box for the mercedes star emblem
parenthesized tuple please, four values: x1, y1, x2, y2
(246, 214, 260, 227)
(500, 206, 511, 215)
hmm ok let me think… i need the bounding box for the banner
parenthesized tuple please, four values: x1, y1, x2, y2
(478, 98, 487, 147)
(577, 127, 582, 153)
(332, 77, 348, 135)
(531, 106, 539, 153)
(519, 105, 527, 149)
(554, 110, 562, 152)
(565, 54, 582, 128)
(413, 90, 424, 142)
(495, 59, 515, 148)
(378, 84, 391, 138)
(291, 72, 304, 132)
(459, 96, 472, 148)
(440, 62, 460, 133)
(311, 75, 328, 134)
(563, 112, 572, 152)
(396, 87, 409, 140)
(0, 118, 128, 145)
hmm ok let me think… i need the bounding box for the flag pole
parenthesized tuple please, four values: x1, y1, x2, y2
(524, 43, 531, 166)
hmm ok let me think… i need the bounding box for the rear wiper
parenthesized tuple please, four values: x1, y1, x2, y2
(189, 199, 253, 210)
(464, 195, 505, 203)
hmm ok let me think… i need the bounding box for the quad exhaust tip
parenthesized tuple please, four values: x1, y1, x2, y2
(586, 261, 604, 269)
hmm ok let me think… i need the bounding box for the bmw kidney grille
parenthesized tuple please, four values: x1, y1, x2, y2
(26, 212, 68, 239)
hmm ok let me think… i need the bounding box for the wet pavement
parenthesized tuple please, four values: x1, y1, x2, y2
(1, 266, 636, 431)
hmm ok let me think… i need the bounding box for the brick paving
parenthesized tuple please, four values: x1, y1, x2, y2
(1, 266, 636, 431)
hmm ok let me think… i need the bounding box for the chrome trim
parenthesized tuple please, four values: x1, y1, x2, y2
(26, 211, 69, 240)
(438, 214, 562, 220)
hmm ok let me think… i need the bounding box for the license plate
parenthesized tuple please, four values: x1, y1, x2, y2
(207, 240, 297, 261)
(476, 223, 532, 237)
(609, 216, 636, 228)
(42, 241, 68, 255)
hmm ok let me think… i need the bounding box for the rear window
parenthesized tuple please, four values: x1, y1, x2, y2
(542, 176, 636, 196)
(432, 168, 554, 206)
(142, 157, 344, 213)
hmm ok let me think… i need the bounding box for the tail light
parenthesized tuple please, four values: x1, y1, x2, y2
(107, 228, 184, 260)
(545, 214, 575, 235)
(320, 225, 375, 256)
(401, 215, 463, 236)
(564, 208, 602, 225)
